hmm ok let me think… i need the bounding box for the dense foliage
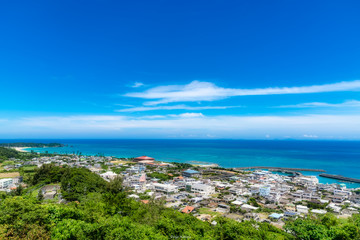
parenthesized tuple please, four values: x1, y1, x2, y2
(1, 164, 359, 239)
(0, 147, 19, 161)
(32, 165, 107, 201)
(0, 164, 295, 239)
(0, 147, 54, 162)
(285, 213, 360, 240)
(169, 162, 194, 170)
(0, 142, 64, 148)
(147, 172, 172, 182)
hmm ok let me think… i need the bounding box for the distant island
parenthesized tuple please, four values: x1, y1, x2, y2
(0, 142, 64, 148)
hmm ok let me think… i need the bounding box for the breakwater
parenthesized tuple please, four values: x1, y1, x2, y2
(319, 174, 360, 183)
(233, 166, 326, 172)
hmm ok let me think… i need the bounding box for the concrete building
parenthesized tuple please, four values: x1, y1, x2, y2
(259, 186, 271, 197)
(182, 169, 200, 178)
(0, 178, 13, 189)
(296, 205, 309, 214)
(190, 183, 215, 196)
(153, 183, 178, 194)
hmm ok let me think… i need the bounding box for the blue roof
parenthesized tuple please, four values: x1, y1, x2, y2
(184, 169, 199, 174)
(269, 213, 282, 219)
(284, 211, 297, 216)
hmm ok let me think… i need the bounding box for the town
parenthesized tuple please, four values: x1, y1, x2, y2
(1, 152, 360, 230)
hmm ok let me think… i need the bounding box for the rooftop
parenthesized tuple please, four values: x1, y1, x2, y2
(184, 169, 200, 174)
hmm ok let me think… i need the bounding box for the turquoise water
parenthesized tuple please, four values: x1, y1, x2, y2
(5, 139, 360, 188)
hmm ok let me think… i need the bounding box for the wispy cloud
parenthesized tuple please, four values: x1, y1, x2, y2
(131, 82, 144, 88)
(275, 100, 360, 108)
(169, 113, 204, 118)
(115, 104, 242, 112)
(303, 134, 318, 138)
(2, 114, 360, 139)
(124, 80, 360, 105)
(137, 113, 204, 119)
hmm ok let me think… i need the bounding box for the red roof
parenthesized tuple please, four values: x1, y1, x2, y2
(134, 156, 155, 160)
(182, 206, 195, 214)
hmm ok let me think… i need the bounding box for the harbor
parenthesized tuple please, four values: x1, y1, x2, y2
(319, 174, 360, 183)
(233, 166, 326, 172)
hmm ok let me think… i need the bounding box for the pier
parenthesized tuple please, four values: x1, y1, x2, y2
(233, 166, 326, 172)
(319, 174, 360, 183)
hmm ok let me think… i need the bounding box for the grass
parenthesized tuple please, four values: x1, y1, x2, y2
(198, 208, 222, 217)
(110, 160, 128, 165)
(22, 165, 37, 172)
(28, 183, 60, 198)
(2, 161, 15, 166)
(0, 172, 20, 178)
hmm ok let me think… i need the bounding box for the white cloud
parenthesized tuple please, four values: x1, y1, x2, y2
(169, 113, 204, 118)
(124, 80, 360, 105)
(2, 114, 360, 139)
(131, 82, 144, 88)
(138, 113, 204, 119)
(115, 104, 242, 112)
(276, 100, 360, 108)
(303, 134, 318, 138)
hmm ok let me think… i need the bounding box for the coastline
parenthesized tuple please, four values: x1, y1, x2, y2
(11, 147, 31, 152)
(14, 139, 360, 188)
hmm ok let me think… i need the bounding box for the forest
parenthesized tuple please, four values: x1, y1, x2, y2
(0, 143, 64, 148)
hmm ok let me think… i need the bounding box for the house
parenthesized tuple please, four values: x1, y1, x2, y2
(123, 173, 147, 190)
(153, 183, 178, 194)
(259, 186, 271, 197)
(297, 176, 319, 186)
(241, 204, 259, 212)
(127, 164, 146, 174)
(285, 203, 296, 212)
(182, 169, 200, 178)
(182, 206, 195, 214)
(100, 171, 117, 180)
(231, 200, 244, 206)
(284, 211, 298, 218)
(190, 183, 215, 196)
(229, 187, 243, 195)
(0, 178, 13, 189)
(243, 213, 260, 221)
(328, 203, 342, 213)
(223, 194, 236, 203)
(216, 203, 230, 213)
(296, 205, 309, 214)
(311, 209, 327, 214)
(332, 195, 346, 203)
(269, 213, 283, 220)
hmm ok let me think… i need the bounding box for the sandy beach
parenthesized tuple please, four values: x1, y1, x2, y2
(11, 147, 31, 152)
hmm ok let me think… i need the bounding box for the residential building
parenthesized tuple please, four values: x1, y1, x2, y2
(0, 178, 13, 189)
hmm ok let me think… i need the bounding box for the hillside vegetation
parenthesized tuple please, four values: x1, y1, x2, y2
(0, 142, 64, 148)
(0, 161, 360, 239)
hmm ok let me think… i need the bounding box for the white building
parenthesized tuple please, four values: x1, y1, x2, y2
(298, 176, 319, 186)
(259, 186, 271, 197)
(296, 205, 309, 214)
(100, 171, 117, 180)
(153, 183, 178, 194)
(191, 183, 215, 196)
(0, 178, 13, 189)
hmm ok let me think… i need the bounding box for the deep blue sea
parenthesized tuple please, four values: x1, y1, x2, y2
(2, 139, 360, 188)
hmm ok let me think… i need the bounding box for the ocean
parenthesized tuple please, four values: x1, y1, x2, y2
(2, 139, 360, 188)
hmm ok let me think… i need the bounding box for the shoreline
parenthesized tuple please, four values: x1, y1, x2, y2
(21, 146, 360, 188)
(11, 147, 31, 152)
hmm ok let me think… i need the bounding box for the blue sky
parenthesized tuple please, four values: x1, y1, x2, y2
(1, 0, 360, 139)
